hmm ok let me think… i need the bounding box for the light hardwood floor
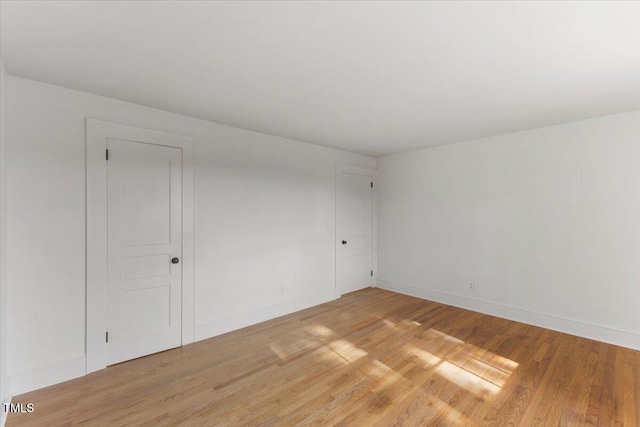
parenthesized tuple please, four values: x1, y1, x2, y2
(7, 288, 640, 426)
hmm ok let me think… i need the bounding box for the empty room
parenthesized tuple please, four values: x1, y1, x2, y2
(0, 1, 639, 426)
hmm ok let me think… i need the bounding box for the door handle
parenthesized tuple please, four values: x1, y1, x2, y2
(171, 257, 180, 264)
(342, 240, 347, 245)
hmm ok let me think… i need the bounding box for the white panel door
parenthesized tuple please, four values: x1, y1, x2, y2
(107, 139, 182, 365)
(337, 170, 373, 294)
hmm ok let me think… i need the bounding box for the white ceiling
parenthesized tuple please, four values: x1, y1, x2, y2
(1, 1, 639, 156)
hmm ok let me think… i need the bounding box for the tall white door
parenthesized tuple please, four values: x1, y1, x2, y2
(336, 168, 374, 295)
(107, 139, 182, 365)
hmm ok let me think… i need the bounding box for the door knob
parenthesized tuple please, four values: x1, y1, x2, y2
(342, 240, 347, 245)
(171, 257, 180, 264)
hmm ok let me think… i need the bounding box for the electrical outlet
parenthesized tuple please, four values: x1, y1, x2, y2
(469, 283, 474, 291)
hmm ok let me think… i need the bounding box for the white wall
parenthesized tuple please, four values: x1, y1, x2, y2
(0, 56, 11, 425)
(378, 111, 640, 350)
(6, 76, 375, 394)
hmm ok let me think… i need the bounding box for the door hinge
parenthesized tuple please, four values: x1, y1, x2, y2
(371, 270, 373, 277)
(106, 149, 109, 160)
(106, 331, 109, 343)
(371, 181, 373, 188)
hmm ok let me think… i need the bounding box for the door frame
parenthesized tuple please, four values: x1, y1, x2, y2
(335, 163, 377, 295)
(86, 119, 195, 373)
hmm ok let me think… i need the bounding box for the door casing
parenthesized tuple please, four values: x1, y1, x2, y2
(335, 163, 377, 295)
(86, 119, 194, 374)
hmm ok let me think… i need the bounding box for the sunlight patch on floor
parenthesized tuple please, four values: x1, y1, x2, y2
(382, 318, 422, 332)
(328, 339, 368, 363)
(405, 345, 442, 367)
(427, 394, 471, 425)
(269, 337, 318, 361)
(315, 345, 351, 366)
(429, 328, 465, 344)
(269, 320, 517, 405)
(436, 360, 501, 396)
(365, 360, 407, 392)
(304, 323, 335, 338)
(402, 328, 518, 397)
(269, 342, 289, 360)
(382, 319, 397, 329)
(447, 349, 510, 387)
(270, 323, 368, 366)
(453, 340, 519, 374)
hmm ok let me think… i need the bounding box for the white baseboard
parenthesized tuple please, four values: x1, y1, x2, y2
(377, 279, 640, 351)
(195, 290, 339, 342)
(9, 356, 85, 396)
